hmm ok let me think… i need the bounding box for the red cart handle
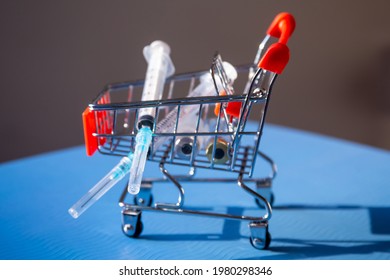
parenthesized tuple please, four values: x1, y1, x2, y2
(266, 12, 295, 45)
(258, 43, 290, 74)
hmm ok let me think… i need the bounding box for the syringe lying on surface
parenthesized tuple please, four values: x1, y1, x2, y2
(128, 40, 175, 195)
(153, 61, 238, 159)
(68, 154, 134, 219)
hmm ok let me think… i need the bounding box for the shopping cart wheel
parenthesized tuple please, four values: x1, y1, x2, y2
(132, 218, 143, 238)
(249, 222, 271, 250)
(255, 192, 274, 208)
(250, 231, 271, 250)
(121, 210, 143, 238)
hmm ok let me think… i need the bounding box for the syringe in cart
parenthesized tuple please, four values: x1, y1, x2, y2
(153, 61, 238, 159)
(128, 46, 239, 194)
(128, 40, 175, 195)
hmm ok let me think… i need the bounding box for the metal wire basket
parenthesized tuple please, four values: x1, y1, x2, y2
(80, 12, 295, 249)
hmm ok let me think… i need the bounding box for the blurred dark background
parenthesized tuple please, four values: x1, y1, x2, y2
(1, 0, 389, 163)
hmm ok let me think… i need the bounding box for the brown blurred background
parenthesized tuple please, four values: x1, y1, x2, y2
(0, 0, 389, 163)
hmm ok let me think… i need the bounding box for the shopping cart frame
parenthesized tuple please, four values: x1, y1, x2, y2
(85, 57, 281, 249)
(79, 12, 295, 249)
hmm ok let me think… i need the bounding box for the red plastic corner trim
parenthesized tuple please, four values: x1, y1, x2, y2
(214, 90, 242, 119)
(226, 101, 242, 118)
(267, 12, 296, 44)
(258, 43, 290, 74)
(82, 107, 98, 156)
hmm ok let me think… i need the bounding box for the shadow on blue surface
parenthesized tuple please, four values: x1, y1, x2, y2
(274, 204, 390, 235)
(140, 204, 390, 259)
(369, 207, 390, 235)
(247, 204, 390, 259)
(141, 206, 245, 241)
(240, 239, 390, 260)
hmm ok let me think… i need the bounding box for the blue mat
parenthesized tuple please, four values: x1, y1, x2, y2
(1, 124, 390, 259)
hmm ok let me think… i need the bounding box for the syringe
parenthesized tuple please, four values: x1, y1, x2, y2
(68, 154, 133, 219)
(128, 40, 175, 195)
(153, 62, 238, 157)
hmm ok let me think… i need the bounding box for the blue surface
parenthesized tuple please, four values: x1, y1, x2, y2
(1, 124, 390, 260)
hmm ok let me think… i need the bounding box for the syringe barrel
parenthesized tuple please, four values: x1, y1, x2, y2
(152, 79, 213, 152)
(68, 156, 132, 219)
(138, 41, 175, 129)
(152, 62, 238, 154)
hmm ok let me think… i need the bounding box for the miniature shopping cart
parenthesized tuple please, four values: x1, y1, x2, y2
(80, 13, 295, 250)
